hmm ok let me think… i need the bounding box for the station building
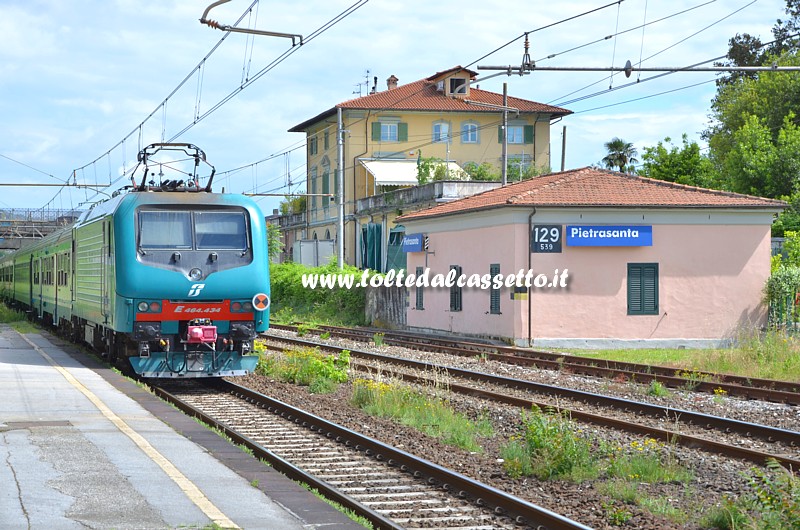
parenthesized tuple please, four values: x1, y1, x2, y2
(397, 167, 785, 348)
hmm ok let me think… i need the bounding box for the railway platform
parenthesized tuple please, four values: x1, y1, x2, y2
(0, 324, 363, 530)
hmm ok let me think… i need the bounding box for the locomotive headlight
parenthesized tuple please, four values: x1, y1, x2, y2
(231, 301, 242, 311)
(189, 268, 203, 281)
(243, 302, 253, 312)
(137, 301, 149, 312)
(149, 301, 161, 312)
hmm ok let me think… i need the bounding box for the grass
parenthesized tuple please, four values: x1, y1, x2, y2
(500, 407, 695, 525)
(300, 484, 373, 529)
(256, 347, 349, 394)
(500, 406, 597, 481)
(0, 304, 26, 323)
(561, 329, 800, 382)
(351, 378, 493, 452)
(646, 379, 669, 397)
(0, 304, 36, 332)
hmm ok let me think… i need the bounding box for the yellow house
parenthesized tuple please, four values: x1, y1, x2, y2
(287, 66, 571, 269)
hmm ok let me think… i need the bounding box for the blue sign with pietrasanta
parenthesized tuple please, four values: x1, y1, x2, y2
(402, 233, 424, 252)
(566, 225, 652, 246)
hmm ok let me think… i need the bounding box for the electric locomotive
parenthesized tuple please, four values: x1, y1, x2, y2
(0, 143, 270, 378)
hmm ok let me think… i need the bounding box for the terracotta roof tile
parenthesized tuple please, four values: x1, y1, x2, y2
(289, 66, 570, 132)
(398, 167, 786, 221)
(336, 78, 571, 115)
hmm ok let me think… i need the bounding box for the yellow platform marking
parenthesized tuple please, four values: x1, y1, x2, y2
(20, 333, 239, 529)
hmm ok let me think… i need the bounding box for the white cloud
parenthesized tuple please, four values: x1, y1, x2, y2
(0, 0, 791, 212)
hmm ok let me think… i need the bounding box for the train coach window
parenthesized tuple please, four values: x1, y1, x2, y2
(196, 211, 248, 250)
(139, 211, 192, 250)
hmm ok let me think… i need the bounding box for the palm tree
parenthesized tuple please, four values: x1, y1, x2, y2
(602, 137, 638, 173)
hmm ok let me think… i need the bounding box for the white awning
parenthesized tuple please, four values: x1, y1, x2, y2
(359, 159, 466, 186)
(359, 159, 419, 186)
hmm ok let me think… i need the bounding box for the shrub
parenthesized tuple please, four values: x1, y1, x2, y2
(269, 260, 367, 326)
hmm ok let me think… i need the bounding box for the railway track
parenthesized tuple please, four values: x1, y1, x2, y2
(153, 379, 591, 530)
(261, 334, 800, 470)
(268, 323, 800, 405)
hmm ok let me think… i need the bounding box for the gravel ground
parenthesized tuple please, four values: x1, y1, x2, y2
(233, 329, 800, 529)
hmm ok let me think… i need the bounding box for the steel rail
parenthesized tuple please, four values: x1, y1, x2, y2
(270, 323, 800, 403)
(348, 360, 800, 470)
(263, 336, 800, 464)
(150, 382, 404, 530)
(155, 379, 593, 530)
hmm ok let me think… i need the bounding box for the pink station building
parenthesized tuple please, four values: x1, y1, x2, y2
(397, 167, 786, 348)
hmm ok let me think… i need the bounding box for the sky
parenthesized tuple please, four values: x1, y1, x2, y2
(0, 0, 789, 216)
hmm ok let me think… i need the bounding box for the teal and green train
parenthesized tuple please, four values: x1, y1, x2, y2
(0, 144, 269, 377)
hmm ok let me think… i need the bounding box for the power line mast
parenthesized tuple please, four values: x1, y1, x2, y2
(478, 34, 800, 77)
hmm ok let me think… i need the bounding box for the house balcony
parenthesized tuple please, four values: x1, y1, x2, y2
(356, 180, 500, 215)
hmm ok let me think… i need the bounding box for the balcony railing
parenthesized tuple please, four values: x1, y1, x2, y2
(356, 180, 500, 213)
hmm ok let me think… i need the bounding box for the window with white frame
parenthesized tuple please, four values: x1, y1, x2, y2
(507, 125, 524, 144)
(461, 122, 478, 143)
(381, 123, 398, 142)
(433, 121, 450, 143)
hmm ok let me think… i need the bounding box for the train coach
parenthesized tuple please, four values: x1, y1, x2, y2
(0, 143, 270, 378)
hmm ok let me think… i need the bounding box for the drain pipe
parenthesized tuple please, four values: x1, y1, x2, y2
(527, 207, 536, 347)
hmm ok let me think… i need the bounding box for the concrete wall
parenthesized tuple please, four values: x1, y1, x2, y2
(365, 285, 407, 329)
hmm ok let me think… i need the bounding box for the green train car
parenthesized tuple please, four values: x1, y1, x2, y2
(0, 144, 270, 377)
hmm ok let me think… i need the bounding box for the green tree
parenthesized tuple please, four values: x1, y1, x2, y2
(639, 134, 718, 188)
(772, 193, 800, 237)
(601, 138, 638, 173)
(723, 113, 800, 197)
(462, 161, 499, 181)
(279, 195, 306, 215)
(715, 1, 800, 86)
(267, 223, 285, 261)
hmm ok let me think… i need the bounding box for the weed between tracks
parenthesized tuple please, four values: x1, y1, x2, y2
(351, 377, 493, 452)
(255, 344, 350, 394)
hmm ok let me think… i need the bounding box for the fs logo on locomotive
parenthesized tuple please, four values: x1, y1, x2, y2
(188, 283, 205, 297)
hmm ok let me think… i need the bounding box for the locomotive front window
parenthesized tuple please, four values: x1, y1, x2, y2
(139, 211, 193, 249)
(195, 211, 248, 250)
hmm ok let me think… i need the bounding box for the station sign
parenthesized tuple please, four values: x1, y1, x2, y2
(532, 225, 562, 253)
(566, 225, 652, 247)
(402, 233, 425, 252)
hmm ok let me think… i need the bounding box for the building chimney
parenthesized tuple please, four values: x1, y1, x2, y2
(387, 75, 399, 90)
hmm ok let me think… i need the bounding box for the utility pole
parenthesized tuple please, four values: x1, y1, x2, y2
(561, 125, 567, 172)
(502, 83, 508, 186)
(336, 107, 345, 268)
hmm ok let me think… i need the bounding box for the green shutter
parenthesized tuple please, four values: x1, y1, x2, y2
(524, 125, 534, 144)
(415, 266, 424, 310)
(371, 122, 381, 141)
(643, 265, 658, 313)
(628, 263, 658, 315)
(322, 171, 330, 208)
(490, 264, 501, 314)
(398, 122, 408, 142)
(627, 265, 642, 314)
(333, 168, 338, 199)
(450, 265, 462, 311)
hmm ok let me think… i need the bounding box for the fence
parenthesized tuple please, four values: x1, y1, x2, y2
(768, 294, 798, 331)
